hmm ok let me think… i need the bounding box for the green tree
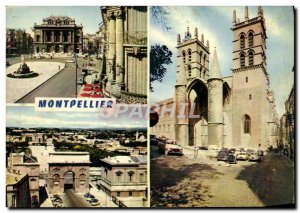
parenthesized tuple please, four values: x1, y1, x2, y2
(150, 44, 173, 92)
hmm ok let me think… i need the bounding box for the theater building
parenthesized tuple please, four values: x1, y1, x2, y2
(33, 16, 83, 54)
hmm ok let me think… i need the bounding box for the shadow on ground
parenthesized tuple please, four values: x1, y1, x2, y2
(236, 153, 295, 207)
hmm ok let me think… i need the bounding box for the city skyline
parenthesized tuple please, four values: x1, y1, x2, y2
(150, 6, 294, 117)
(6, 106, 147, 129)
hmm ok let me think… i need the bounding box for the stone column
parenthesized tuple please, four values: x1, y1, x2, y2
(51, 31, 54, 42)
(115, 10, 125, 88)
(108, 12, 116, 83)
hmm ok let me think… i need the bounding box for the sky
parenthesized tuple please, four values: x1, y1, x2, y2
(6, 106, 147, 129)
(6, 6, 102, 35)
(150, 6, 294, 117)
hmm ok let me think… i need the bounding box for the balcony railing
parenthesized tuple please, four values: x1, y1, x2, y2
(124, 31, 147, 45)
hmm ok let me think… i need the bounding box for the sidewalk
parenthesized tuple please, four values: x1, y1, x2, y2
(6, 61, 65, 103)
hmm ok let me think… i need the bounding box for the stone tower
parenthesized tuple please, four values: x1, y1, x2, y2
(207, 48, 223, 148)
(231, 6, 269, 149)
(174, 27, 210, 146)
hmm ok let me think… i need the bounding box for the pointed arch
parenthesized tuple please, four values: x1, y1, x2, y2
(243, 114, 251, 134)
(248, 50, 254, 66)
(240, 33, 246, 49)
(240, 52, 246, 67)
(248, 31, 254, 47)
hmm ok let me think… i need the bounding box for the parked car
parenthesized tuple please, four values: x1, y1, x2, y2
(77, 77, 84, 85)
(158, 140, 183, 155)
(236, 152, 248, 160)
(227, 153, 237, 164)
(217, 148, 229, 161)
(248, 153, 262, 162)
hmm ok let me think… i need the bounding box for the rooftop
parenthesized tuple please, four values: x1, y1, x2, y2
(49, 151, 90, 163)
(101, 155, 147, 165)
(6, 171, 27, 185)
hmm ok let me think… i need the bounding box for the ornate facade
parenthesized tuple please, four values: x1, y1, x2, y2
(101, 6, 147, 104)
(48, 152, 90, 194)
(151, 7, 279, 150)
(33, 16, 83, 54)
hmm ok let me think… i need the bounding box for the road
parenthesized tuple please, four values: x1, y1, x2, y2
(62, 189, 91, 207)
(151, 146, 295, 207)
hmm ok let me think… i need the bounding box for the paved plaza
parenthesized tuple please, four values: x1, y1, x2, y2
(6, 61, 64, 103)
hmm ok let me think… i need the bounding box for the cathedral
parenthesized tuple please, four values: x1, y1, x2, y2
(151, 7, 279, 150)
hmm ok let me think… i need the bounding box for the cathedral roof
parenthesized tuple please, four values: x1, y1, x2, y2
(210, 48, 222, 79)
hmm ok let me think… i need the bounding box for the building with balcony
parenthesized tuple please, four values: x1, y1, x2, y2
(99, 155, 147, 207)
(33, 16, 83, 54)
(100, 6, 147, 104)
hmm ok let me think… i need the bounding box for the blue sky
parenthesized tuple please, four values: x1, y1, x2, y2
(6, 6, 102, 34)
(150, 6, 294, 117)
(6, 106, 147, 129)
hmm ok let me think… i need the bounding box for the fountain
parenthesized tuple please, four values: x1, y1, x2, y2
(7, 55, 39, 78)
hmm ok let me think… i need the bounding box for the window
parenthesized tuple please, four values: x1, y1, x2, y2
(248, 51, 254, 66)
(200, 51, 202, 64)
(117, 192, 120, 197)
(182, 51, 186, 64)
(249, 94, 252, 100)
(127, 171, 135, 182)
(36, 35, 40, 42)
(129, 191, 133, 197)
(248, 32, 254, 47)
(188, 65, 192, 77)
(240, 53, 245, 67)
(188, 49, 192, 62)
(139, 173, 144, 182)
(246, 76, 248, 83)
(203, 55, 206, 66)
(244, 114, 251, 134)
(115, 171, 123, 182)
(240, 34, 245, 49)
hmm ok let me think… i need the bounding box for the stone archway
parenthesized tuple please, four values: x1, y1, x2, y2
(186, 78, 208, 147)
(64, 171, 75, 191)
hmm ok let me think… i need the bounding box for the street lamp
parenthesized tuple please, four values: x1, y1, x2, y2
(74, 48, 79, 97)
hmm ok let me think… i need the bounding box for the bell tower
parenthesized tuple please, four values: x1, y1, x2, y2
(174, 26, 210, 146)
(231, 6, 270, 149)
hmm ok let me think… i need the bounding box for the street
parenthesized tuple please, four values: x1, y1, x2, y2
(150, 146, 295, 207)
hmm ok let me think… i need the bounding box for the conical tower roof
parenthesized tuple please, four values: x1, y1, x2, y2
(209, 48, 222, 79)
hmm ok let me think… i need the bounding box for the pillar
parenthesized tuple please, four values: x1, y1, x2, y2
(108, 12, 116, 83)
(116, 10, 125, 88)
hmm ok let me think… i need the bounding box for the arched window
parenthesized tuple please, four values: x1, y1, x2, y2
(203, 55, 206, 67)
(240, 53, 245, 67)
(244, 114, 251, 134)
(246, 76, 248, 83)
(248, 51, 254, 66)
(200, 51, 202, 64)
(188, 49, 192, 62)
(249, 94, 252, 100)
(188, 65, 192, 77)
(248, 32, 254, 47)
(240, 34, 245, 49)
(182, 51, 186, 64)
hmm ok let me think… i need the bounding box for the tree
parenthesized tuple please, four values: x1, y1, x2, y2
(150, 44, 173, 92)
(151, 6, 171, 31)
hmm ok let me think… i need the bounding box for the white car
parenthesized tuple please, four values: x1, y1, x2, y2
(236, 152, 248, 160)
